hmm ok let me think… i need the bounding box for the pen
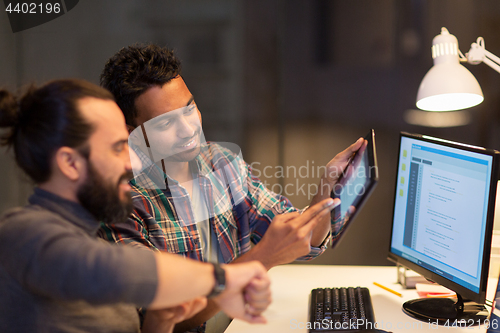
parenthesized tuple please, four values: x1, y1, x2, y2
(373, 282, 402, 297)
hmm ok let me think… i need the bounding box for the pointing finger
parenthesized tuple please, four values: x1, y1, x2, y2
(294, 198, 339, 228)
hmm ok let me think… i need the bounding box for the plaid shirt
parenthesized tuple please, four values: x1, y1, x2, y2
(98, 142, 328, 263)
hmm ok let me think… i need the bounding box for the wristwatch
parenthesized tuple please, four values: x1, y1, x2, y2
(207, 263, 226, 298)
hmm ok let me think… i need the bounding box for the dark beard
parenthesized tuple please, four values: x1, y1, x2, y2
(77, 162, 133, 225)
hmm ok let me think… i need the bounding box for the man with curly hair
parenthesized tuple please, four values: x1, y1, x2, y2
(99, 44, 363, 333)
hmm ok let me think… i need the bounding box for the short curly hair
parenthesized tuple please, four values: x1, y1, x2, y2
(100, 44, 182, 127)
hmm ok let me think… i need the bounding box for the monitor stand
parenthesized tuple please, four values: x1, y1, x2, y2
(402, 293, 488, 326)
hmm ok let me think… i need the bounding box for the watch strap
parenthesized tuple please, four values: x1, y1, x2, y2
(207, 263, 226, 298)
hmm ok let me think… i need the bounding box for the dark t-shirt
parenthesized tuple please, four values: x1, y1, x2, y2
(0, 188, 158, 333)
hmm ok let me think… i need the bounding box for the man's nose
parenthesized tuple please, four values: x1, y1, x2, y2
(177, 115, 196, 138)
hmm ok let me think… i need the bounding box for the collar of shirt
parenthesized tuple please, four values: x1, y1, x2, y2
(29, 188, 100, 236)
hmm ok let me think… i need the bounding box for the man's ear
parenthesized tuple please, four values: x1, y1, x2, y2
(54, 147, 86, 181)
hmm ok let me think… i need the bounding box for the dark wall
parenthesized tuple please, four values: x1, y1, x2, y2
(242, 0, 500, 266)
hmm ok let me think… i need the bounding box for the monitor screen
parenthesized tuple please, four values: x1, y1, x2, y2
(388, 132, 499, 325)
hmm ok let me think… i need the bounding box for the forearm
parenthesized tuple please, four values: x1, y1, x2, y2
(232, 202, 336, 268)
(149, 253, 214, 309)
(231, 242, 275, 271)
(173, 300, 220, 333)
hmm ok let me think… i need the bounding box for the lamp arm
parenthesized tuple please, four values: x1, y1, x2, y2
(483, 50, 500, 74)
(465, 37, 500, 74)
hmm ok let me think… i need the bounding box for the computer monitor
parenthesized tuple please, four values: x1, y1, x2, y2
(388, 132, 500, 325)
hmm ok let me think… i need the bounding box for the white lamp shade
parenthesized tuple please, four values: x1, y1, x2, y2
(416, 27, 484, 112)
(416, 62, 483, 111)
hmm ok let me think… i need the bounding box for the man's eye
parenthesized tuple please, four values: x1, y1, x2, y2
(155, 121, 171, 129)
(114, 142, 129, 154)
(184, 106, 196, 115)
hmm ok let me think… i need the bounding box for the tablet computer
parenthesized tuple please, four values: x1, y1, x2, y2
(330, 129, 379, 247)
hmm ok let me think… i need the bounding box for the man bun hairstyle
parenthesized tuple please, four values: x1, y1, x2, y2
(100, 43, 182, 127)
(0, 79, 114, 184)
(0, 89, 19, 145)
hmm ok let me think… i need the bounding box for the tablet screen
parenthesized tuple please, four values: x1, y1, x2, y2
(330, 129, 378, 247)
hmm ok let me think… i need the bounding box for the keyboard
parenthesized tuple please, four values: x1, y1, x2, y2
(309, 287, 375, 332)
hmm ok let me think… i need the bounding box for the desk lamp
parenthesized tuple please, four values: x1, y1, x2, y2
(416, 27, 500, 112)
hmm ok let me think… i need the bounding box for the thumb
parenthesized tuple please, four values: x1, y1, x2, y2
(241, 313, 268, 324)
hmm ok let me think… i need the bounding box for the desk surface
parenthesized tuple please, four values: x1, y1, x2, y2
(225, 265, 496, 333)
